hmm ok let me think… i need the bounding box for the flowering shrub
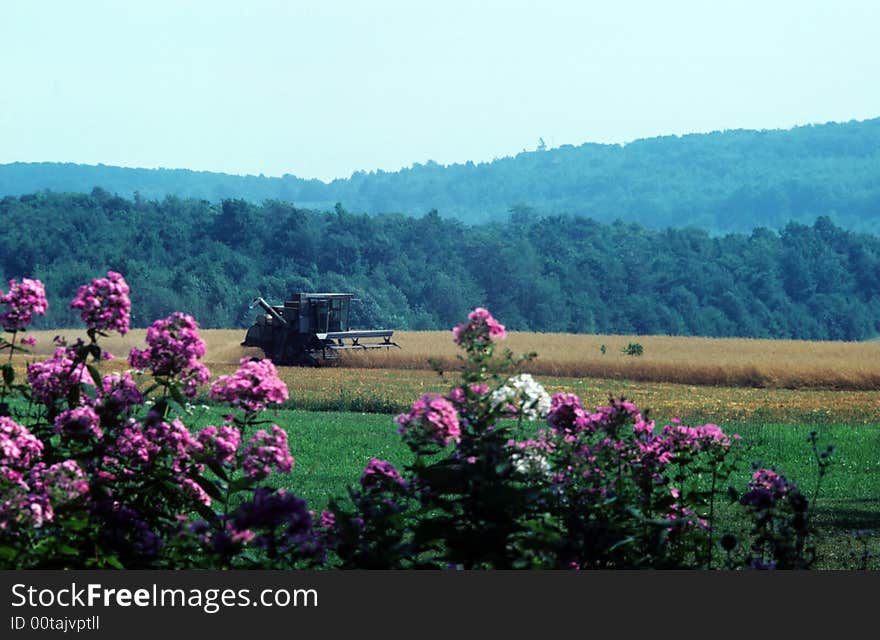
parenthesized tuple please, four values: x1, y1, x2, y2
(0, 274, 321, 569)
(452, 307, 506, 346)
(0, 278, 829, 569)
(210, 357, 289, 413)
(69, 271, 131, 335)
(396, 393, 461, 451)
(128, 312, 211, 399)
(323, 307, 827, 570)
(0, 278, 48, 331)
(26, 345, 95, 410)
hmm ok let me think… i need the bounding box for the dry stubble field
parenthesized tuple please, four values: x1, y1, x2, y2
(10, 328, 880, 423)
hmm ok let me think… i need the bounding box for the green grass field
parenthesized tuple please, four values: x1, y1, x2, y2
(6, 389, 878, 568)
(180, 405, 880, 569)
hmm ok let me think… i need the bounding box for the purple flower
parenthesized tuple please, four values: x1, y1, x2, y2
(26, 347, 95, 406)
(546, 393, 593, 436)
(229, 488, 318, 556)
(360, 458, 408, 491)
(741, 469, 795, 509)
(0, 278, 48, 331)
(447, 383, 490, 406)
(54, 406, 103, 440)
(181, 478, 212, 507)
(69, 271, 131, 335)
(210, 357, 289, 413)
(452, 307, 506, 345)
(94, 501, 162, 560)
(0, 416, 44, 470)
(318, 510, 336, 530)
(128, 312, 210, 397)
(98, 371, 144, 413)
(197, 425, 241, 465)
(232, 487, 311, 532)
(111, 417, 201, 473)
(661, 422, 734, 452)
(28, 460, 89, 505)
(241, 425, 294, 480)
(397, 393, 461, 447)
(0, 491, 53, 530)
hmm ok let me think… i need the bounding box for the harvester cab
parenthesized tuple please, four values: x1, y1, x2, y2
(240, 293, 399, 366)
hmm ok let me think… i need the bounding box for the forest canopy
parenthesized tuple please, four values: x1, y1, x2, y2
(2, 190, 879, 341)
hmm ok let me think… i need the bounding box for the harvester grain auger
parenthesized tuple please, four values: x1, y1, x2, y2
(240, 293, 399, 366)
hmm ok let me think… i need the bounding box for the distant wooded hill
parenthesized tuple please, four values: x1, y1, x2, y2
(2, 190, 880, 340)
(1, 117, 879, 233)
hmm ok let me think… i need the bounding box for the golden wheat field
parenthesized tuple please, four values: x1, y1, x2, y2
(338, 331, 880, 390)
(13, 328, 880, 390)
(7, 327, 880, 423)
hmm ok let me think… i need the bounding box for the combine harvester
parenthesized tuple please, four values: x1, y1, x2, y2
(241, 292, 399, 366)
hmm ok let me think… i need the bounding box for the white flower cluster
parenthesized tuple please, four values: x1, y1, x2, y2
(183, 402, 211, 416)
(510, 447, 552, 477)
(490, 373, 551, 421)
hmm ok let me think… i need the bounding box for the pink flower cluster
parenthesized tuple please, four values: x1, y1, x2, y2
(452, 307, 507, 345)
(1, 416, 44, 471)
(447, 383, 489, 406)
(538, 395, 740, 491)
(546, 393, 592, 437)
(54, 406, 103, 440)
(241, 425, 294, 480)
(112, 417, 201, 474)
(1, 417, 88, 530)
(128, 312, 210, 397)
(26, 347, 95, 406)
(28, 460, 90, 506)
(210, 357, 289, 413)
(69, 271, 131, 335)
(98, 372, 144, 413)
(397, 393, 462, 447)
(547, 395, 647, 440)
(360, 458, 408, 491)
(741, 468, 794, 509)
(664, 486, 708, 535)
(659, 419, 734, 448)
(197, 425, 242, 465)
(0, 278, 48, 331)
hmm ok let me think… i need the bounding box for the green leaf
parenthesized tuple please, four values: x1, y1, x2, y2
(142, 383, 160, 396)
(608, 536, 636, 552)
(206, 459, 230, 482)
(0, 545, 18, 560)
(228, 477, 253, 493)
(169, 384, 186, 406)
(2, 363, 13, 386)
(191, 475, 225, 503)
(192, 500, 219, 523)
(64, 516, 90, 531)
(86, 365, 103, 388)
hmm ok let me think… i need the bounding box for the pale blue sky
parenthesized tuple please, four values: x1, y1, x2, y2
(0, 0, 877, 181)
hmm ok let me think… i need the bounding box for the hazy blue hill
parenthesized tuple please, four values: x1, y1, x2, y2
(2, 117, 879, 233)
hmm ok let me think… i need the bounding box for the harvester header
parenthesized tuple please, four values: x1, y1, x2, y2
(241, 292, 399, 366)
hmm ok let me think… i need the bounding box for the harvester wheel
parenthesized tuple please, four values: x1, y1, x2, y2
(297, 351, 321, 367)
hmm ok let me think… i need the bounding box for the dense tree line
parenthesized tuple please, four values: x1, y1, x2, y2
(1, 118, 879, 234)
(2, 190, 880, 340)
